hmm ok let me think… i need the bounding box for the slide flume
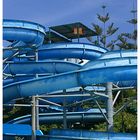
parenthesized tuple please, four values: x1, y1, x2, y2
(3, 19, 137, 140)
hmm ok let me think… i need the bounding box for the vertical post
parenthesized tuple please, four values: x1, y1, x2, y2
(31, 49, 39, 139)
(106, 82, 113, 132)
(63, 89, 67, 129)
(36, 96, 40, 130)
(35, 49, 39, 130)
(31, 96, 36, 140)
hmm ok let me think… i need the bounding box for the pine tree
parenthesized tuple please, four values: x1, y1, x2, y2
(116, 1, 137, 50)
(87, 5, 119, 50)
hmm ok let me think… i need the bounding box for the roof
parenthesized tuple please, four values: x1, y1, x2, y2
(43, 31, 71, 44)
(49, 22, 97, 39)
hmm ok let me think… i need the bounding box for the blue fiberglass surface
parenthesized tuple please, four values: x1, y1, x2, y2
(48, 129, 136, 140)
(3, 41, 27, 59)
(4, 60, 82, 75)
(3, 124, 43, 135)
(99, 50, 137, 59)
(3, 19, 46, 47)
(3, 19, 137, 139)
(83, 50, 137, 68)
(7, 111, 105, 124)
(37, 43, 107, 60)
(39, 42, 108, 52)
(3, 56, 137, 103)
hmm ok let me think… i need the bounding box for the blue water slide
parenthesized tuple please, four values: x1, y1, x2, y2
(3, 19, 46, 64)
(4, 50, 136, 75)
(3, 60, 82, 86)
(3, 19, 137, 139)
(3, 19, 46, 47)
(48, 129, 136, 140)
(31, 43, 108, 60)
(3, 56, 137, 103)
(83, 50, 137, 68)
(7, 110, 105, 124)
(4, 50, 137, 88)
(4, 60, 82, 75)
(99, 49, 137, 59)
(3, 41, 27, 59)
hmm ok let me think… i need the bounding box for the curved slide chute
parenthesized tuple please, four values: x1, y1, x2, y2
(3, 19, 137, 140)
(7, 111, 105, 124)
(3, 19, 46, 47)
(3, 19, 46, 62)
(3, 56, 137, 103)
(4, 60, 82, 75)
(37, 43, 107, 60)
(48, 129, 136, 140)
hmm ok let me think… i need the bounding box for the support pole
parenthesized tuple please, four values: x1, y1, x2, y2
(3, 50, 19, 63)
(31, 49, 39, 139)
(113, 91, 121, 106)
(106, 82, 113, 132)
(31, 96, 36, 140)
(35, 49, 39, 130)
(36, 96, 40, 130)
(94, 100, 109, 124)
(63, 89, 67, 129)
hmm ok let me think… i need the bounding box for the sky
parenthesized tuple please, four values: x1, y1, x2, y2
(3, 0, 137, 40)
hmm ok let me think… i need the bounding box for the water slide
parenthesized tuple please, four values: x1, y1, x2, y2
(7, 110, 106, 124)
(3, 19, 137, 139)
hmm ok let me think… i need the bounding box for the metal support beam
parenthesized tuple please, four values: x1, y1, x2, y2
(31, 49, 39, 138)
(94, 100, 109, 124)
(35, 96, 40, 130)
(114, 103, 129, 116)
(66, 98, 93, 107)
(16, 55, 35, 58)
(35, 49, 39, 130)
(3, 50, 19, 63)
(113, 87, 135, 91)
(3, 104, 31, 107)
(38, 98, 61, 107)
(37, 93, 107, 98)
(113, 83, 119, 88)
(3, 104, 51, 108)
(113, 91, 121, 106)
(106, 82, 113, 132)
(3, 63, 9, 72)
(63, 89, 67, 129)
(31, 96, 36, 140)
(114, 96, 136, 116)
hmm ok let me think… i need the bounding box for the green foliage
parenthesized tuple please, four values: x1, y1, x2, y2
(90, 108, 137, 133)
(3, 107, 22, 123)
(91, 122, 106, 131)
(40, 124, 62, 134)
(3, 99, 31, 123)
(107, 23, 119, 36)
(127, 19, 137, 24)
(92, 23, 102, 35)
(97, 13, 110, 23)
(114, 112, 137, 133)
(116, 32, 137, 49)
(87, 5, 119, 49)
(116, 7, 137, 50)
(88, 4, 137, 50)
